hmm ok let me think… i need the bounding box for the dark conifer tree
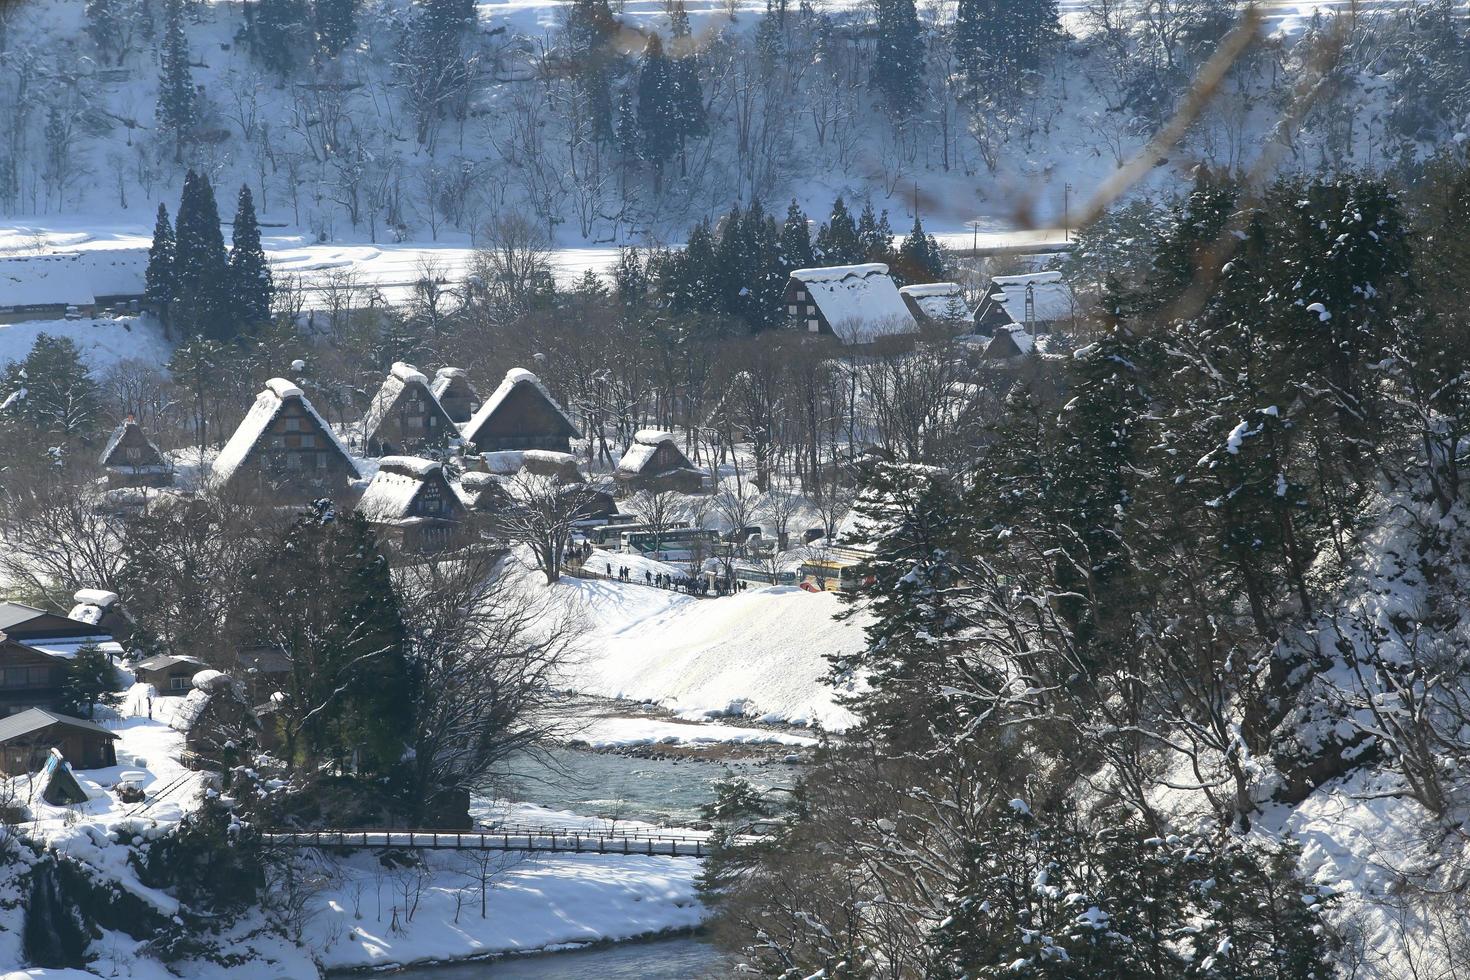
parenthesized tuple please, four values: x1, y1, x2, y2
(895, 213, 947, 284)
(228, 184, 274, 334)
(250, 0, 306, 73)
(816, 195, 861, 264)
(856, 200, 895, 264)
(871, 0, 924, 118)
(636, 33, 679, 191)
(668, 0, 706, 174)
(313, 0, 357, 55)
(172, 171, 230, 341)
(615, 88, 639, 161)
(1, 334, 104, 441)
(156, 0, 197, 163)
(145, 202, 177, 325)
(565, 0, 619, 143)
(778, 200, 814, 271)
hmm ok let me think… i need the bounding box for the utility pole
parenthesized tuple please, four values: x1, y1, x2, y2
(1063, 183, 1073, 242)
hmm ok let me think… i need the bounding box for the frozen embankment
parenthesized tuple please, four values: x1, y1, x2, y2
(544, 571, 868, 733)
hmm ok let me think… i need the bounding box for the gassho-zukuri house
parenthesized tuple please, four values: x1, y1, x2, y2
(461, 368, 580, 455)
(356, 456, 467, 553)
(99, 416, 172, 489)
(615, 430, 703, 494)
(430, 367, 480, 424)
(211, 378, 360, 501)
(785, 263, 918, 343)
(972, 271, 1077, 335)
(359, 361, 459, 457)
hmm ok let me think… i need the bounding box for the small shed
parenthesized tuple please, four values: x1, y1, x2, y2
(981, 325, 1039, 362)
(899, 282, 971, 327)
(357, 456, 467, 553)
(0, 708, 118, 774)
(360, 362, 459, 457)
(614, 430, 703, 494)
(100, 417, 172, 489)
(211, 378, 359, 502)
(430, 367, 480, 424)
(134, 654, 207, 695)
(785, 264, 918, 344)
(461, 369, 580, 454)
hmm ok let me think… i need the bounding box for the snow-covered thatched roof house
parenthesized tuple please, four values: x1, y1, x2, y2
(430, 367, 480, 424)
(360, 362, 458, 457)
(785, 263, 918, 344)
(356, 456, 466, 553)
(100, 417, 172, 489)
(211, 378, 359, 502)
(461, 368, 580, 455)
(614, 430, 703, 495)
(457, 470, 512, 514)
(973, 272, 1077, 335)
(899, 282, 971, 326)
(0, 249, 148, 322)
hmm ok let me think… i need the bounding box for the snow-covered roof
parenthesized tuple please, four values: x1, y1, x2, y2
(135, 654, 205, 672)
(73, 589, 118, 609)
(0, 249, 149, 310)
(479, 451, 527, 475)
(357, 457, 449, 522)
(99, 419, 165, 469)
(462, 368, 578, 442)
(789, 263, 917, 343)
(899, 282, 970, 321)
(0, 253, 95, 308)
(360, 362, 453, 447)
(988, 273, 1075, 325)
(67, 588, 119, 626)
(211, 378, 357, 487)
(20, 636, 125, 660)
(616, 430, 695, 477)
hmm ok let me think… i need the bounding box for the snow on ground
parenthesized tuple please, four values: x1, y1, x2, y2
(304, 845, 704, 972)
(538, 560, 865, 730)
(0, 314, 171, 374)
(581, 546, 686, 581)
(568, 715, 818, 750)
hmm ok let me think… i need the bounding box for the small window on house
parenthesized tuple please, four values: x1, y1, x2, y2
(169, 675, 189, 691)
(283, 417, 302, 432)
(317, 453, 329, 469)
(286, 453, 302, 470)
(28, 667, 51, 686)
(788, 305, 797, 315)
(125, 446, 142, 461)
(796, 289, 806, 300)
(300, 433, 317, 448)
(429, 416, 438, 428)
(807, 319, 819, 332)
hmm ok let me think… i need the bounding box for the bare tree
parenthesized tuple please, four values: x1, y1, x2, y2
(497, 471, 600, 584)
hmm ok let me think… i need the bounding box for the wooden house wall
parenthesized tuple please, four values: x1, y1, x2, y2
(784, 278, 830, 335)
(0, 724, 117, 774)
(367, 384, 455, 456)
(138, 665, 198, 695)
(0, 644, 66, 716)
(469, 384, 575, 453)
(436, 378, 479, 424)
(237, 399, 357, 500)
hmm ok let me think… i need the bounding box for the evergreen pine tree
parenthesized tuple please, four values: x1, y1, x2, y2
(953, 0, 1056, 104)
(156, 0, 197, 163)
(668, 0, 706, 173)
(58, 643, 120, 719)
(615, 88, 639, 161)
(815, 195, 861, 264)
(145, 202, 177, 323)
(565, 0, 619, 143)
(871, 0, 924, 118)
(895, 213, 947, 283)
(636, 33, 680, 191)
(778, 200, 814, 271)
(856, 200, 895, 264)
(172, 170, 231, 341)
(1, 334, 103, 441)
(228, 184, 274, 334)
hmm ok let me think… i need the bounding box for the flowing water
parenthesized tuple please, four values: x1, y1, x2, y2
(387, 937, 729, 979)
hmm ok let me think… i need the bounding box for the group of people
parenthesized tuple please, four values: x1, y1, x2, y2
(595, 561, 752, 597)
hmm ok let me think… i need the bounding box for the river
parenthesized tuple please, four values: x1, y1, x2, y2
(381, 744, 798, 978)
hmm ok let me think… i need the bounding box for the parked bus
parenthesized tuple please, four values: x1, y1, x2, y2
(621, 527, 720, 558)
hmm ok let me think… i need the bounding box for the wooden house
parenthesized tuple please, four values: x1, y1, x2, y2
(0, 249, 148, 323)
(785, 264, 917, 344)
(211, 378, 359, 502)
(614, 430, 703, 494)
(360, 362, 459, 457)
(134, 654, 207, 695)
(0, 634, 69, 717)
(430, 367, 480, 423)
(461, 369, 580, 455)
(899, 282, 971, 327)
(0, 708, 118, 774)
(100, 417, 172, 489)
(972, 272, 1076, 336)
(357, 456, 467, 553)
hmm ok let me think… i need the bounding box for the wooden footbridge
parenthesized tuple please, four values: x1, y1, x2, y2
(260, 823, 723, 857)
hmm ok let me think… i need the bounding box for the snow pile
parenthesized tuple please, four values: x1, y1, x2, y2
(790, 263, 917, 343)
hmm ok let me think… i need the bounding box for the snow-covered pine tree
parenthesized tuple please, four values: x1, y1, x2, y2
(172, 171, 231, 341)
(856, 200, 895, 265)
(778, 199, 814, 272)
(228, 184, 274, 334)
(895, 213, 947, 284)
(1, 334, 103, 442)
(156, 0, 197, 163)
(871, 0, 925, 119)
(145, 202, 177, 326)
(564, 0, 619, 143)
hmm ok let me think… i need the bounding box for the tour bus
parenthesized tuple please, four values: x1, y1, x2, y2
(585, 521, 688, 547)
(799, 558, 869, 592)
(620, 527, 720, 558)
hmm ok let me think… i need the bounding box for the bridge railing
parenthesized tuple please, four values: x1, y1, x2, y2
(258, 827, 714, 857)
